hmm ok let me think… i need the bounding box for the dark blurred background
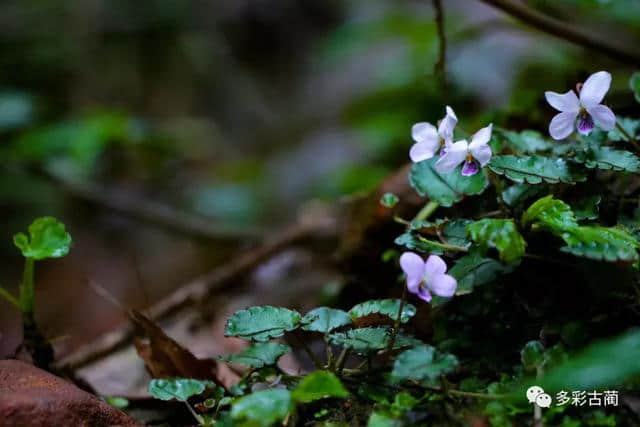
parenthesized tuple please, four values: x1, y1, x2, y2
(0, 0, 637, 357)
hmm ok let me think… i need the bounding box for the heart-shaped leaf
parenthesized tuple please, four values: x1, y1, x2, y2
(409, 158, 489, 207)
(467, 219, 526, 264)
(489, 155, 586, 184)
(148, 378, 213, 402)
(219, 342, 291, 368)
(573, 143, 640, 173)
(292, 371, 350, 403)
(329, 327, 420, 353)
(13, 216, 72, 260)
(231, 389, 292, 427)
(391, 345, 458, 383)
(225, 306, 302, 342)
(448, 252, 514, 296)
(301, 307, 352, 333)
(349, 299, 416, 324)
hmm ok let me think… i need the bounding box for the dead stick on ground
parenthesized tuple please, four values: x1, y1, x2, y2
(477, 0, 640, 65)
(54, 221, 324, 370)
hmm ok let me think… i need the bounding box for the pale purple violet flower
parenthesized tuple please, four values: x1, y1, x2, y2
(399, 252, 457, 302)
(409, 106, 458, 162)
(545, 71, 616, 140)
(434, 124, 493, 176)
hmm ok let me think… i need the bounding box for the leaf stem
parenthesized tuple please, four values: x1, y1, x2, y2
(413, 201, 440, 223)
(293, 331, 323, 370)
(19, 257, 35, 315)
(615, 121, 640, 151)
(336, 348, 351, 375)
(0, 286, 20, 309)
(385, 286, 407, 356)
(416, 235, 468, 253)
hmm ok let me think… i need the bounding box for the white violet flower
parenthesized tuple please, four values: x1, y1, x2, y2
(409, 106, 458, 162)
(545, 70, 616, 140)
(434, 124, 493, 176)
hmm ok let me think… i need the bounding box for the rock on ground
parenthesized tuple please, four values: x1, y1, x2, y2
(0, 359, 141, 427)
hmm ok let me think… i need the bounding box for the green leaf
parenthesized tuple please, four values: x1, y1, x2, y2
(608, 117, 640, 142)
(349, 299, 416, 324)
(13, 217, 72, 260)
(225, 306, 302, 342)
(231, 389, 292, 427)
(494, 128, 552, 153)
(409, 158, 489, 207)
(301, 307, 352, 333)
(521, 341, 544, 372)
(489, 155, 586, 184)
(391, 345, 458, 383)
(394, 232, 444, 255)
(379, 192, 399, 208)
(561, 226, 639, 262)
(448, 252, 513, 295)
(367, 412, 401, 427)
(148, 378, 211, 402)
(573, 143, 640, 173)
(411, 218, 473, 248)
(328, 327, 419, 353)
(518, 330, 640, 397)
(219, 342, 291, 368)
(571, 195, 601, 221)
(104, 396, 129, 409)
(523, 196, 639, 262)
(292, 371, 350, 403)
(467, 219, 526, 264)
(501, 183, 545, 207)
(521, 195, 578, 232)
(630, 72, 640, 103)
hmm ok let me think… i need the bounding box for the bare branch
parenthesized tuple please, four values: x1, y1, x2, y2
(477, 0, 640, 65)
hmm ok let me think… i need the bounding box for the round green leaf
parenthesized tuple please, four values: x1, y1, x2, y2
(231, 389, 292, 427)
(409, 158, 489, 207)
(13, 216, 72, 260)
(349, 299, 416, 324)
(148, 378, 211, 402)
(225, 306, 302, 342)
(301, 307, 352, 333)
(219, 342, 291, 368)
(379, 192, 399, 208)
(292, 371, 350, 403)
(391, 345, 458, 383)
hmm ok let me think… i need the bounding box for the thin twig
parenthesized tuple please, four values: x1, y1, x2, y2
(432, 0, 447, 86)
(477, 0, 640, 64)
(54, 222, 321, 370)
(47, 172, 265, 242)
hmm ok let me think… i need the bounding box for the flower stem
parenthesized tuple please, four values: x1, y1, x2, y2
(385, 286, 407, 356)
(615, 121, 640, 151)
(336, 348, 351, 375)
(413, 201, 439, 223)
(293, 331, 323, 369)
